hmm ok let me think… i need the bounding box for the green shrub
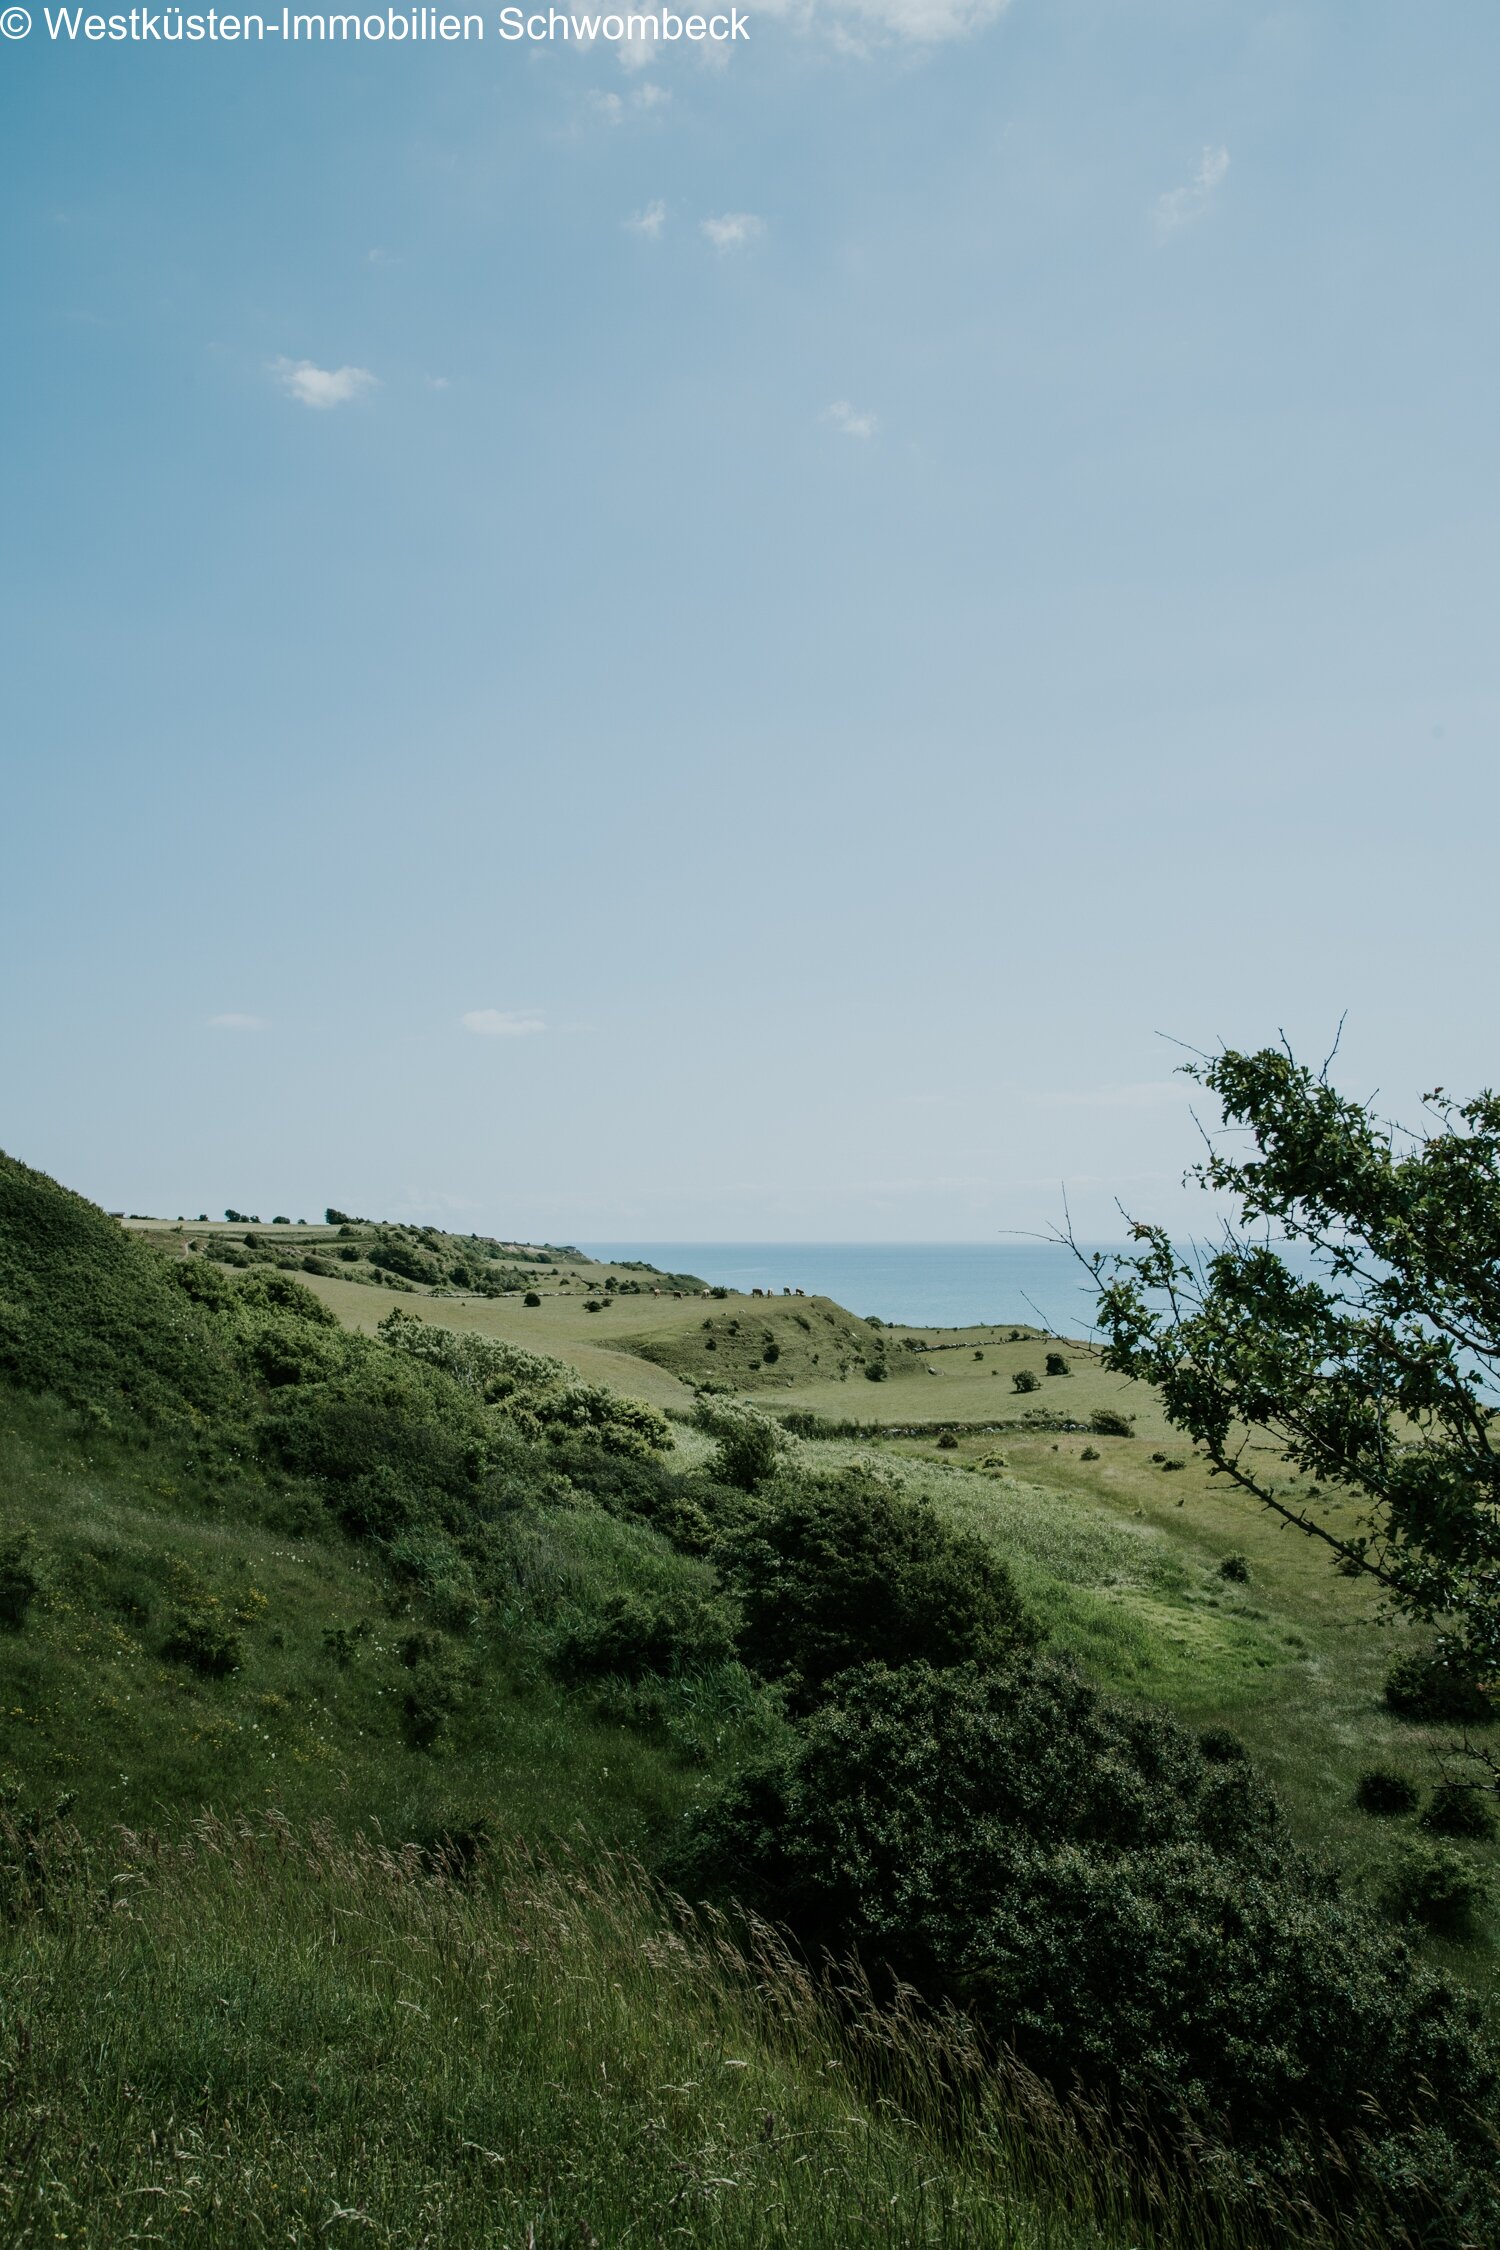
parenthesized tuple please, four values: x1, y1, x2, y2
(681, 1658, 1499, 2228)
(936, 1432, 958, 1450)
(1218, 1553, 1251, 1583)
(1383, 1836, 1489, 1938)
(523, 1291, 541, 1306)
(1012, 1369, 1040, 1395)
(1197, 1727, 1249, 1764)
(160, 1609, 241, 1676)
(236, 1270, 339, 1326)
(1079, 1445, 1099, 1461)
(1355, 1766, 1419, 1817)
(761, 1340, 780, 1364)
(1044, 1352, 1069, 1377)
(717, 1469, 1034, 1705)
(397, 1632, 470, 1751)
(554, 1591, 734, 1683)
(1421, 1781, 1498, 1841)
(695, 1400, 783, 1494)
(1089, 1408, 1133, 1437)
(1385, 1646, 1494, 1725)
(321, 1623, 363, 1669)
(0, 1533, 40, 1629)
(551, 1441, 714, 1554)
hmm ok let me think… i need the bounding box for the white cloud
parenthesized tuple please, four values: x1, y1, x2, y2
(207, 1013, 269, 1032)
(461, 1009, 547, 1038)
(426, 375, 451, 390)
(701, 212, 764, 253)
(588, 89, 624, 122)
(826, 398, 878, 440)
(632, 80, 671, 107)
(271, 358, 378, 410)
(625, 199, 667, 239)
(1153, 145, 1230, 237)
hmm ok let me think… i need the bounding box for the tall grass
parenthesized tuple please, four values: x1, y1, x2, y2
(0, 1810, 1103, 2250)
(0, 1813, 1473, 2250)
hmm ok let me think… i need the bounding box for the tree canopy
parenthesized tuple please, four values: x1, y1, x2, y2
(1092, 1045, 1500, 1705)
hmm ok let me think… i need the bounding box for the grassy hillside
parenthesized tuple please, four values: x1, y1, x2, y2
(5, 1162, 1500, 2247)
(141, 1217, 1499, 1980)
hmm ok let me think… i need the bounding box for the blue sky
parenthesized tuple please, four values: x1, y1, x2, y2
(2, 2, 1497, 1240)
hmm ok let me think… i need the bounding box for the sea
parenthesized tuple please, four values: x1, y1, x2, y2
(578, 1242, 1136, 1336)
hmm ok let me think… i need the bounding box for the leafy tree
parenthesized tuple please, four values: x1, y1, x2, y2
(1092, 1045, 1500, 1705)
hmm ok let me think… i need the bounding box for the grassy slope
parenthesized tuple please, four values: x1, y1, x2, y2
(135, 1220, 1500, 1990)
(4, 1816, 1130, 2250)
(0, 1191, 1139, 2250)
(0, 1388, 738, 1850)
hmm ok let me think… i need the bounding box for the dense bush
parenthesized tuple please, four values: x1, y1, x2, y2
(1044, 1352, 1069, 1377)
(554, 1590, 734, 1682)
(260, 1355, 493, 1538)
(1383, 1836, 1490, 1939)
(550, 1440, 716, 1554)
(695, 1399, 784, 1494)
(160, 1609, 242, 1676)
(0, 1534, 40, 1629)
(1012, 1370, 1040, 1395)
(1089, 1408, 1134, 1437)
(1421, 1781, 1498, 1841)
(681, 1658, 1500, 2232)
(717, 1470, 1034, 1705)
(1355, 1766, 1419, 1817)
(1218, 1553, 1251, 1584)
(1385, 1646, 1494, 1725)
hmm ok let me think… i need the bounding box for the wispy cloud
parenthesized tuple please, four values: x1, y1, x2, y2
(701, 212, 764, 253)
(207, 1012, 269, 1032)
(590, 80, 671, 123)
(1153, 145, 1230, 237)
(271, 358, 378, 409)
(624, 199, 667, 239)
(461, 1009, 547, 1038)
(826, 398, 878, 440)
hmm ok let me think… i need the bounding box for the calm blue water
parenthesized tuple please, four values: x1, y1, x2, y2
(580, 1243, 1131, 1335)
